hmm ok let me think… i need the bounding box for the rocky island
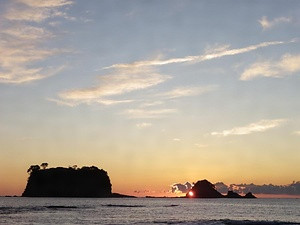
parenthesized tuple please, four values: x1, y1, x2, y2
(22, 164, 112, 197)
(186, 179, 256, 198)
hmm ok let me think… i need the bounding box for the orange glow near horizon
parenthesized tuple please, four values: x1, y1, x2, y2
(188, 191, 194, 197)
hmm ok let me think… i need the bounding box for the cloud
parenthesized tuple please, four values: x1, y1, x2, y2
(54, 67, 170, 106)
(5, 7, 50, 22)
(136, 123, 152, 128)
(0, 66, 65, 84)
(140, 101, 164, 108)
(1, 25, 53, 40)
(240, 54, 300, 80)
(211, 119, 286, 137)
(5, 0, 73, 22)
(0, 34, 68, 83)
(216, 182, 300, 195)
(104, 40, 289, 69)
(47, 98, 78, 107)
(0, 0, 73, 84)
(259, 16, 291, 30)
(172, 138, 181, 142)
(214, 182, 229, 194)
(171, 182, 193, 193)
(48, 97, 134, 107)
(18, 0, 73, 8)
(61, 69, 169, 100)
(172, 181, 300, 195)
(159, 85, 218, 99)
(123, 108, 177, 119)
(293, 131, 300, 136)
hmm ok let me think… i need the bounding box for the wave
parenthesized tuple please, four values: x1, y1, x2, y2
(0, 206, 45, 214)
(46, 205, 78, 209)
(102, 204, 179, 208)
(148, 219, 300, 225)
(218, 220, 300, 225)
(0, 205, 80, 214)
(163, 204, 179, 207)
(103, 204, 145, 208)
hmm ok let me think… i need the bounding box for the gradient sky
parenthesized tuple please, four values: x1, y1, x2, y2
(0, 0, 300, 197)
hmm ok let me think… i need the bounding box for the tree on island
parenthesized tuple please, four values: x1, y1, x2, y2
(40, 163, 48, 170)
(27, 165, 40, 174)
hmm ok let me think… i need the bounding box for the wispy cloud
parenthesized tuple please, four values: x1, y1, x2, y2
(159, 85, 218, 99)
(62, 69, 169, 100)
(2, 25, 54, 40)
(53, 67, 170, 106)
(293, 131, 300, 136)
(18, 0, 73, 8)
(140, 101, 164, 108)
(123, 108, 177, 119)
(0, 0, 73, 84)
(172, 138, 181, 142)
(240, 54, 300, 80)
(136, 123, 152, 128)
(47, 97, 134, 107)
(5, 0, 73, 22)
(259, 16, 291, 30)
(104, 41, 288, 69)
(211, 119, 286, 137)
(0, 66, 65, 84)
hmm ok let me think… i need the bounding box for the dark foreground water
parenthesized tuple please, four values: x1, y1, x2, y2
(0, 197, 299, 224)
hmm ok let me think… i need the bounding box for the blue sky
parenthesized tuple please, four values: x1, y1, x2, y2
(0, 0, 300, 196)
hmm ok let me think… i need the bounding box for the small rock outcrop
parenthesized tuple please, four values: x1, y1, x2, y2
(22, 165, 112, 197)
(186, 179, 257, 198)
(244, 192, 256, 198)
(187, 179, 224, 198)
(225, 191, 243, 198)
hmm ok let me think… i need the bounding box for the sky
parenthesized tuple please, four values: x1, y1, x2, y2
(0, 0, 300, 197)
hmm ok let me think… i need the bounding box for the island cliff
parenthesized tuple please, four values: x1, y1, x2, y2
(186, 179, 256, 198)
(22, 165, 112, 197)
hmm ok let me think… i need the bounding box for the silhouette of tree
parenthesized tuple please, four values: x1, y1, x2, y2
(27, 165, 40, 174)
(40, 163, 48, 170)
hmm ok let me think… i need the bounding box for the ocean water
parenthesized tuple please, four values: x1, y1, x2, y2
(0, 197, 299, 225)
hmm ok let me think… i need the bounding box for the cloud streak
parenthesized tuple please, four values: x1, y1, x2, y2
(159, 85, 218, 99)
(60, 69, 170, 100)
(18, 0, 73, 8)
(216, 182, 300, 195)
(123, 108, 177, 119)
(259, 16, 291, 30)
(240, 54, 300, 80)
(104, 41, 288, 69)
(211, 119, 286, 137)
(53, 67, 170, 106)
(5, 0, 73, 22)
(293, 131, 300, 136)
(136, 123, 152, 128)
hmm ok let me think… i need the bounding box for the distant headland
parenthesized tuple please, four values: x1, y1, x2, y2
(22, 163, 133, 198)
(186, 180, 256, 198)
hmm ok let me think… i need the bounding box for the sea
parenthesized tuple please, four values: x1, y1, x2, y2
(0, 197, 299, 225)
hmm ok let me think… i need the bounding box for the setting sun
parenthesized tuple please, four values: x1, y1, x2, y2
(188, 191, 194, 197)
